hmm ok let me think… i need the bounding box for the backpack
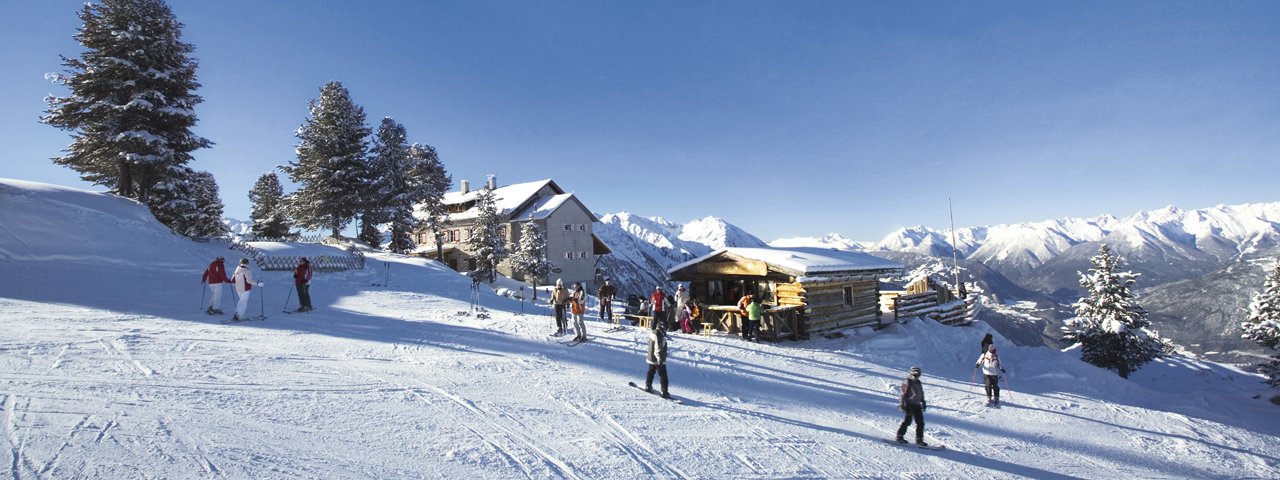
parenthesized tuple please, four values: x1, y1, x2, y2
(571, 299, 585, 315)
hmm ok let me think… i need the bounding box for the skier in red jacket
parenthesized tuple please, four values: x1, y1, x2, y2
(293, 257, 314, 312)
(200, 257, 231, 314)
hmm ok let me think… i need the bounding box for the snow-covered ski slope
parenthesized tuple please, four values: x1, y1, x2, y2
(1, 178, 1278, 479)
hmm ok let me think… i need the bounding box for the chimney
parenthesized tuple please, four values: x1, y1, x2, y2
(486, 175, 497, 190)
(460, 180, 470, 194)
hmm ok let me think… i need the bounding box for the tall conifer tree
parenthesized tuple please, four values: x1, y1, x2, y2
(1063, 244, 1170, 379)
(187, 170, 229, 237)
(43, 0, 212, 224)
(282, 81, 370, 238)
(410, 144, 451, 260)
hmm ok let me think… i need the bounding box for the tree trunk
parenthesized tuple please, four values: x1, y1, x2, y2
(118, 160, 134, 198)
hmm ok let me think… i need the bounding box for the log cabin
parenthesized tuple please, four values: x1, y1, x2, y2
(667, 247, 903, 338)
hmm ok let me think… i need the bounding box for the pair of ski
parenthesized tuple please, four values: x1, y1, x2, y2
(558, 337, 588, 346)
(220, 315, 266, 324)
(627, 382, 681, 403)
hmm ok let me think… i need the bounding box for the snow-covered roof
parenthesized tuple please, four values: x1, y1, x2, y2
(668, 247, 903, 276)
(441, 179, 559, 221)
(510, 193, 573, 221)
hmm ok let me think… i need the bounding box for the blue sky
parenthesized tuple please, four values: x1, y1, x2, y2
(2, 1, 1278, 241)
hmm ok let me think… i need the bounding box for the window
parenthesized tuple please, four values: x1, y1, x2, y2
(563, 224, 572, 231)
(843, 286, 854, 307)
(576, 224, 587, 231)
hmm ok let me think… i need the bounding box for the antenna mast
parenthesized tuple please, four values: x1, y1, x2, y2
(948, 197, 962, 298)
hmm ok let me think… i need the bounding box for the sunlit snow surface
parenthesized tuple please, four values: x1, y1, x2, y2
(2, 178, 1278, 478)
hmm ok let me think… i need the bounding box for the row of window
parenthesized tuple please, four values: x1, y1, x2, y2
(563, 251, 590, 260)
(562, 224, 588, 231)
(415, 223, 589, 246)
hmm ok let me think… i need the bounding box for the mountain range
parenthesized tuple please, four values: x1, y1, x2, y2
(595, 202, 1280, 363)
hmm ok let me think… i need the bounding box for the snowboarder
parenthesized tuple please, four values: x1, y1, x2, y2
(975, 344, 1006, 405)
(598, 279, 617, 323)
(743, 295, 764, 341)
(293, 257, 314, 312)
(231, 258, 261, 321)
(551, 279, 569, 335)
(570, 282, 587, 341)
(895, 366, 929, 446)
(200, 256, 231, 314)
(650, 285, 668, 330)
(643, 323, 670, 398)
(980, 333, 994, 356)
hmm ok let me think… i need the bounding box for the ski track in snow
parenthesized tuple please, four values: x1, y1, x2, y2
(0, 205, 1276, 480)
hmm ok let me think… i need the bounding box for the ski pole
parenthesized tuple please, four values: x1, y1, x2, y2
(970, 367, 977, 395)
(200, 281, 207, 311)
(260, 283, 265, 318)
(284, 284, 294, 312)
(1002, 372, 1012, 401)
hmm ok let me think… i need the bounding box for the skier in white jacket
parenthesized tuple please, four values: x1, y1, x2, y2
(975, 345, 1006, 405)
(231, 258, 261, 321)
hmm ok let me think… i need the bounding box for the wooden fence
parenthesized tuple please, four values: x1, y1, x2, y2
(703, 305, 804, 341)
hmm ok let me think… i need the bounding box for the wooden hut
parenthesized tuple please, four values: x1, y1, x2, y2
(667, 247, 903, 338)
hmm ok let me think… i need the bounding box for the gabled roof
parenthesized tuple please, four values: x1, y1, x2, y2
(668, 247, 903, 277)
(439, 179, 564, 222)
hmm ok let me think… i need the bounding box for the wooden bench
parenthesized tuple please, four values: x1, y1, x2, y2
(617, 314, 653, 329)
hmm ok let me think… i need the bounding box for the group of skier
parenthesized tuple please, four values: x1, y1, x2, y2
(894, 333, 1009, 447)
(200, 255, 314, 321)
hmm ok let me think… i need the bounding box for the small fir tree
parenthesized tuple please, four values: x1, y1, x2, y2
(248, 172, 291, 238)
(508, 221, 556, 299)
(1063, 244, 1170, 379)
(187, 170, 229, 237)
(281, 81, 371, 238)
(462, 187, 508, 283)
(146, 165, 197, 235)
(1242, 261, 1280, 387)
(42, 0, 212, 223)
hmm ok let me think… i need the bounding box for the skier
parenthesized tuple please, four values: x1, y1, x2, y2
(743, 295, 764, 341)
(980, 333, 994, 356)
(895, 366, 929, 446)
(293, 257, 313, 312)
(200, 256, 231, 314)
(650, 285, 670, 330)
(570, 282, 587, 341)
(676, 304, 694, 334)
(673, 284, 691, 324)
(643, 323, 670, 398)
(551, 279, 569, 335)
(975, 345, 1006, 405)
(736, 293, 753, 335)
(598, 279, 617, 323)
(231, 258, 261, 321)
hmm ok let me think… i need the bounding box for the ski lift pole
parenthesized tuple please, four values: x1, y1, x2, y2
(520, 286, 525, 315)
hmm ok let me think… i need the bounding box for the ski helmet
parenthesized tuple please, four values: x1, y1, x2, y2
(909, 366, 921, 377)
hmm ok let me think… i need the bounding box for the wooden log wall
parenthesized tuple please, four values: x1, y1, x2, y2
(784, 279, 882, 332)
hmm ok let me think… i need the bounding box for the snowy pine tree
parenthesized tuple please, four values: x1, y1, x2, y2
(364, 117, 411, 249)
(410, 143, 451, 260)
(187, 171, 229, 237)
(462, 187, 508, 283)
(42, 0, 212, 224)
(1242, 261, 1280, 387)
(1063, 244, 1170, 379)
(508, 221, 556, 299)
(146, 165, 198, 236)
(281, 81, 371, 238)
(248, 172, 291, 238)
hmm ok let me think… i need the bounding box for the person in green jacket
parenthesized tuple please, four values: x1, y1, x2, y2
(744, 296, 764, 342)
